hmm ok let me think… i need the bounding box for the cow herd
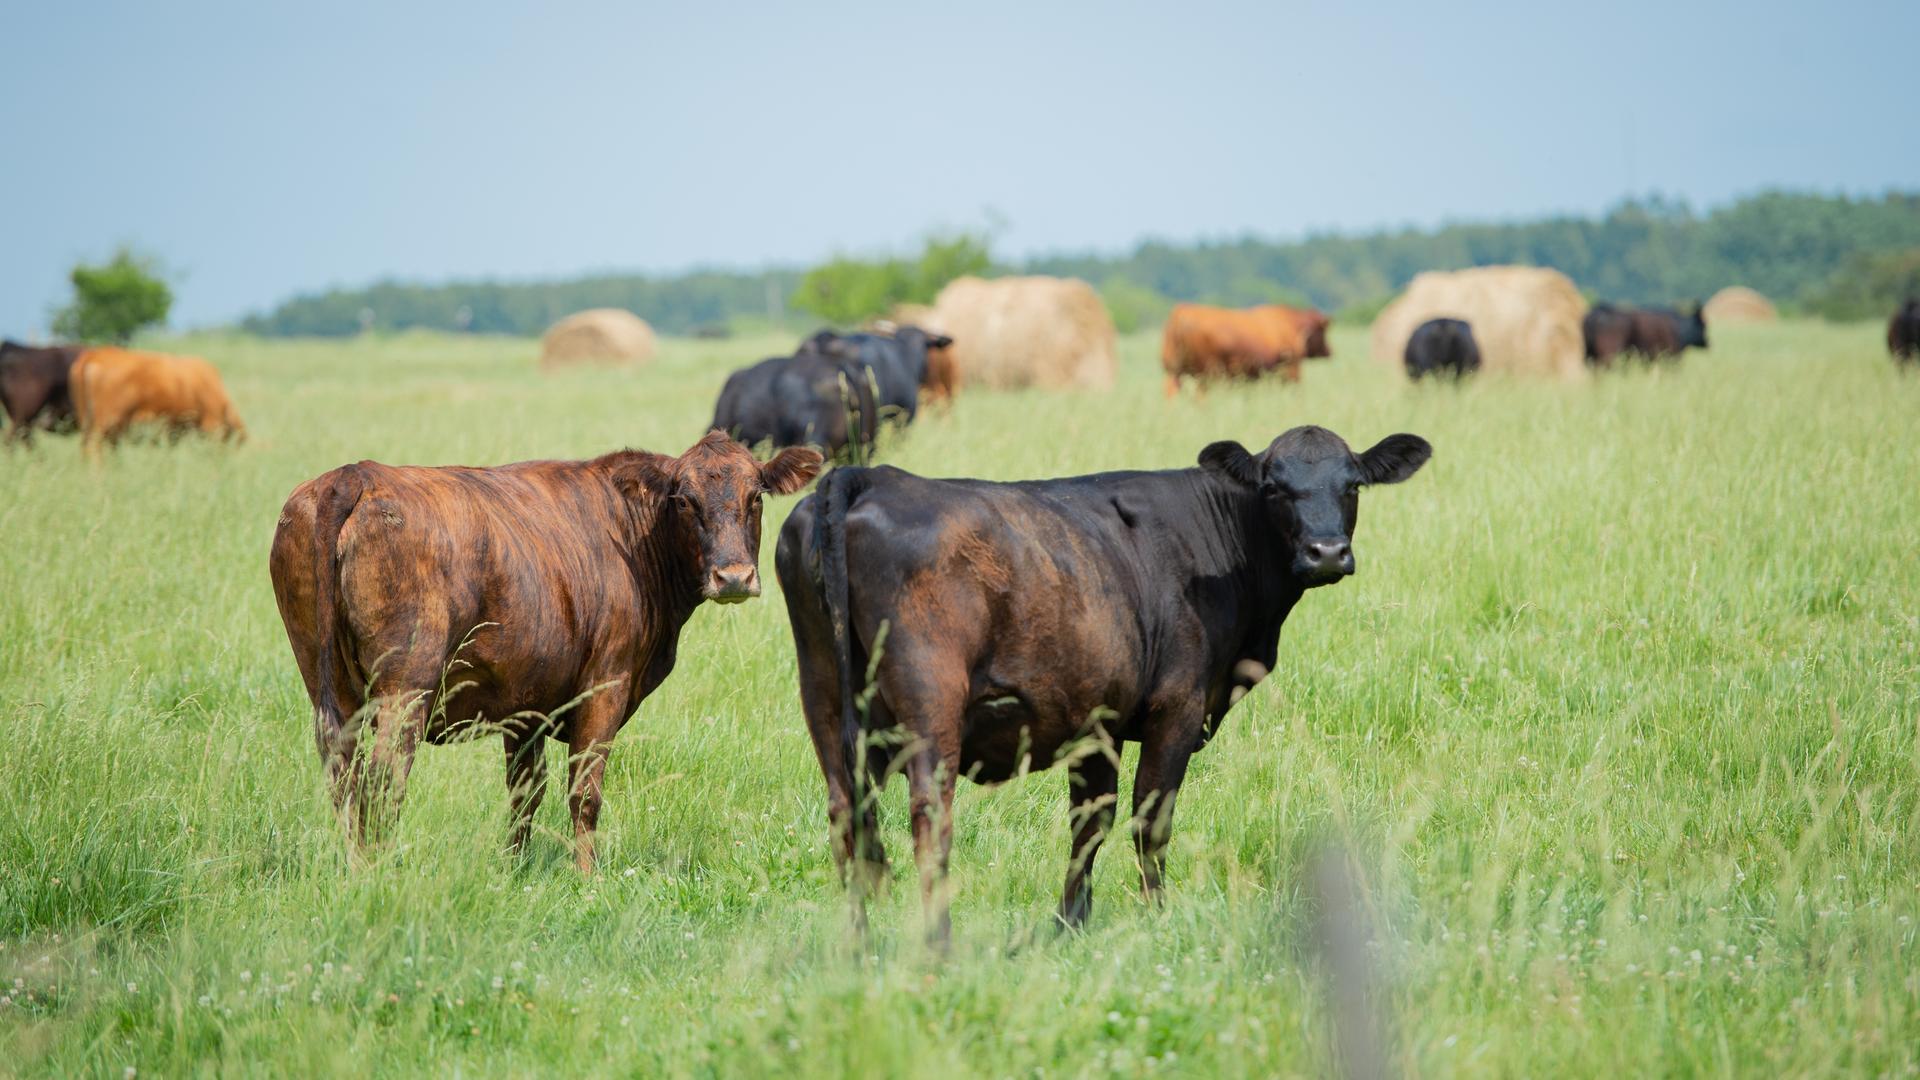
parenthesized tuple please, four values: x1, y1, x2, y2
(0, 340, 244, 454)
(7, 293, 1917, 948)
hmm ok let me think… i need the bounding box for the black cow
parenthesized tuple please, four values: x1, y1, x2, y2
(1889, 299, 1920, 364)
(1, 341, 84, 445)
(775, 425, 1432, 945)
(710, 351, 878, 463)
(800, 326, 953, 424)
(1585, 303, 1707, 366)
(1403, 318, 1481, 380)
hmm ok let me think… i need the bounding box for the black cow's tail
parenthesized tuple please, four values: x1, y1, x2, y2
(815, 466, 870, 806)
(312, 465, 368, 751)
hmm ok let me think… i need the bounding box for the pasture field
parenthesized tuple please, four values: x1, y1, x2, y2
(2, 322, 1918, 1077)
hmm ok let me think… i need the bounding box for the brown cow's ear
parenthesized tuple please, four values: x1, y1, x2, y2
(761, 447, 824, 494)
(614, 454, 678, 499)
(1358, 434, 1432, 485)
(1198, 440, 1259, 486)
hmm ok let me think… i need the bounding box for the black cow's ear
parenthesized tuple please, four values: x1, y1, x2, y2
(761, 447, 824, 495)
(930, 334, 954, 349)
(1358, 434, 1432, 485)
(1198, 440, 1260, 486)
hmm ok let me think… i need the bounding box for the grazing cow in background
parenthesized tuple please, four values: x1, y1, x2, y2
(1889, 299, 1920, 364)
(1161, 303, 1332, 396)
(269, 431, 822, 869)
(776, 425, 1431, 945)
(0, 341, 84, 446)
(1584, 303, 1708, 366)
(1403, 318, 1481, 380)
(801, 324, 957, 420)
(70, 346, 245, 455)
(711, 350, 878, 462)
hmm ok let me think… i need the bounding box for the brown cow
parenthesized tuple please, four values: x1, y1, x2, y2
(71, 346, 246, 455)
(269, 431, 822, 870)
(1160, 303, 1332, 396)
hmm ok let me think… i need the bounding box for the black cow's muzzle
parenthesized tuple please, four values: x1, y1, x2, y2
(706, 565, 760, 603)
(1294, 538, 1355, 586)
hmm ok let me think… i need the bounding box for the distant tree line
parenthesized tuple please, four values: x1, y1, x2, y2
(239, 190, 1920, 338)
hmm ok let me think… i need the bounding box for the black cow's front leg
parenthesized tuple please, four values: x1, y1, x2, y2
(1130, 719, 1199, 903)
(1058, 748, 1119, 929)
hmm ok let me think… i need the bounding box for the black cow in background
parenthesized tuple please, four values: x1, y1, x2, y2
(801, 325, 953, 425)
(1584, 303, 1708, 367)
(1, 341, 85, 446)
(1403, 318, 1481, 380)
(711, 350, 878, 463)
(1889, 299, 1920, 364)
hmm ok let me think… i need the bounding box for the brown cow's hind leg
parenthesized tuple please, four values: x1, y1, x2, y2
(503, 723, 549, 856)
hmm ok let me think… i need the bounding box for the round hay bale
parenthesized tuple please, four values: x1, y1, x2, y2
(539, 309, 657, 370)
(1703, 286, 1777, 324)
(1369, 266, 1589, 381)
(926, 276, 1116, 390)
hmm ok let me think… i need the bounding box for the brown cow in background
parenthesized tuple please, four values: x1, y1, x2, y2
(1160, 303, 1332, 396)
(71, 346, 246, 455)
(269, 431, 822, 870)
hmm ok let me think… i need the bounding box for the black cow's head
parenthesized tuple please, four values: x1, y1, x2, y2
(628, 431, 823, 603)
(1200, 425, 1431, 587)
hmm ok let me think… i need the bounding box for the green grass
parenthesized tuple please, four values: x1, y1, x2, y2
(3, 322, 1917, 1076)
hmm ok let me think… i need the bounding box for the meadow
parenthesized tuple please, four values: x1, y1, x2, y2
(2, 321, 1917, 1076)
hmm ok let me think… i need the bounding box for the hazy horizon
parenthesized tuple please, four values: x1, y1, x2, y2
(5, 0, 1916, 334)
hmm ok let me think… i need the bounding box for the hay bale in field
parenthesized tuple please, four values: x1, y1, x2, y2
(1370, 266, 1588, 380)
(539, 308, 657, 370)
(925, 276, 1116, 390)
(1703, 286, 1777, 325)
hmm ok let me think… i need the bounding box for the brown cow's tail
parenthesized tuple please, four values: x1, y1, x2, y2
(815, 466, 870, 799)
(312, 465, 368, 742)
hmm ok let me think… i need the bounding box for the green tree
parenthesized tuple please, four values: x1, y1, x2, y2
(1099, 276, 1171, 334)
(1800, 249, 1920, 321)
(792, 233, 991, 325)
(52, 248, 174, 343)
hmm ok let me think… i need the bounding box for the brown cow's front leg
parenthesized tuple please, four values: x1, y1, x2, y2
(1130, 721, 1199, 904)
(1058, 748, 1119, 930)
(503, 724, 548, 856)
(565, 692, 627, 874)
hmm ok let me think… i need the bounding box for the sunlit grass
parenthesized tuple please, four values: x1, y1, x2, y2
(2, 321, 1916, 1075)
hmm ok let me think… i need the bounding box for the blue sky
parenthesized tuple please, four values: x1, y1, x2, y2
(2, 0, 1914, 332)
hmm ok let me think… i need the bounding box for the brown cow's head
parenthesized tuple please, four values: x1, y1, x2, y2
(628, 431, 823, 604)
(1303, 312, 1332, 359)
(1200, 425, 1430, 587)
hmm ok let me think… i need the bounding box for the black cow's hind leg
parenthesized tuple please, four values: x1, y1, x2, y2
(1058, 746, 1119, 930)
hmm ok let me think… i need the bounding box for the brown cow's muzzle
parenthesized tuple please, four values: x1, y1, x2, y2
(706, 564, 760, 603)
